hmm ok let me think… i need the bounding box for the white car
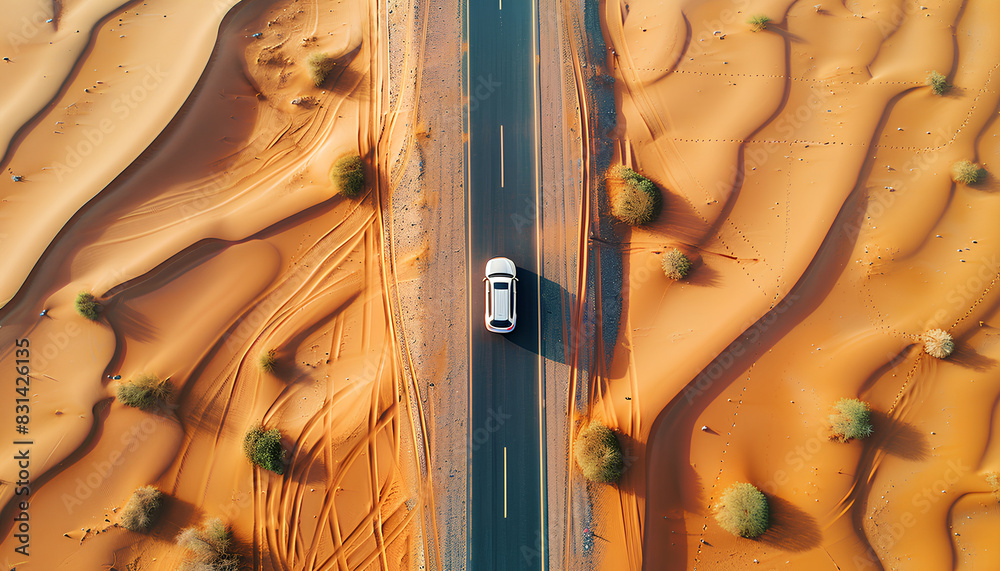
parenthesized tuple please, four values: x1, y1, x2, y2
(484, 257, 517, 333)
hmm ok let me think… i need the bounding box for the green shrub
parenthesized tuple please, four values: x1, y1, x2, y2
(118, 485, 163, 532)
(714, 482, 769, 538)
(987, 472, 1000, 502)
(608, 165, 661, 226)
(243, 424, 285, 474)
(258, 349, 278, 373)
(75, 291, 101, 320)
(951, 160, 986, 185)
(926, 71, 950, 96)
(306, 52, 336, 87)
(922, 328, 955, 358)
(330, 155, 366, 198)
(177, 517, 239, 571)
(748, 15, 771, 31)
(661, 248, 692, 279)
(574, 420, 624, 483)
(829, 398, 873, 442)
(117, 374, 172, 411)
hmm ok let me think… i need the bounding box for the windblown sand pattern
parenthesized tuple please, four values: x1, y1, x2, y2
(0, 0, 448, 569)
(580, 0, 1000, 569)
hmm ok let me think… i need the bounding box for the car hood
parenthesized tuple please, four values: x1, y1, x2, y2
(486, 257, 516, 277)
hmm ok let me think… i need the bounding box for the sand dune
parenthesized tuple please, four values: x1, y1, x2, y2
(0, 0, 443, 568)
(585, 0, 1000, 568)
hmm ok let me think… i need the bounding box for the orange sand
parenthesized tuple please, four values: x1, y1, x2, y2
(0, 0, 445, 569)
(587, 0, 1000, 569)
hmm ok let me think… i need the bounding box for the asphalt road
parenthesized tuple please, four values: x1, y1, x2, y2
(467, 0, 545, 569)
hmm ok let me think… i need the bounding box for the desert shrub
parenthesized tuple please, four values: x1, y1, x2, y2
(306, 52, 336, 87)
(661, 248, 692, 279)
(987, 472, 1000, 502)
(258, 349, 278, 373)
(118, 485, 163, 532)
(748, 14, 771, 31)
(75, 291, 101, 320)
(177, 517, 239, 571)
(574, 420, 624, 483)
(117, 374, 172, 411)
(829, 398, 873, 442)
(714, 482, 769, 538)
(608, 166, 661, 226)
(926, 71, 950, 95)
(951, 160, 986, 185)
(922, 328, 955, 359)
(330, 155, 366, 198)
(243, 424, 285, 474)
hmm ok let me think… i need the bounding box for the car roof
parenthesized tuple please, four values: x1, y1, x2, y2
(493, 280, 510, 321)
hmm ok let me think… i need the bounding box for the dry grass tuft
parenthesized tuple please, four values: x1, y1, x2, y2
(926, 71, 951, 95)
(75, 291, 101, 320)
(306, 52, 336, 87)
(661, 248, 692, 279)
(574, 420, 624, 483)
(117, 374, 172, 411)
(607, 165, 661, 226)
(714, 482, 769, 537)
(748, 14, 771, 31)
(258, 349, 278, 373)
(330, 155, 366, 197)
(829, 398, 873, 442)
(118, 485, 163, 532)
(951, 160, 986, 185)
(243, 424, 285, 474)
(922, 328, 955, 359)
(177, 517, 239, 571)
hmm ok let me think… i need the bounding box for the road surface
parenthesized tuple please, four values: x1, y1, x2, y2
(466, 0, 545, 568)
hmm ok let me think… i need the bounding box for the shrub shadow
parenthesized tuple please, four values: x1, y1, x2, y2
(869, 411, 929, 461)
(681, 256, 720, 288)
(324, 47, 365, 98)
(755, 494, 822, 551)
(948, 343, 996, 372)
(147, 495, 202, 539)
(859, 344, 916, 394)
(645, 187, 712, 244)
(968, 169, 999, 192)
(614, 431, 647, 503)
(106, 299, 158, 343)
(768, 26, 805, 44)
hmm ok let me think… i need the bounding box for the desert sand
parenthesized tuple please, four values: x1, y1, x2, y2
(4, 0, 1000, 569)
(583, 0, 1000, 568)
(0, 0, 461, 568)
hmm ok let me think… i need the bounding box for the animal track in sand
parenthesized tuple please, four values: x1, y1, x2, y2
(692, 367, 753, 566)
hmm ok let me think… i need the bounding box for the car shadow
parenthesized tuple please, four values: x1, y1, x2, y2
(503, 268, 598, 370)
